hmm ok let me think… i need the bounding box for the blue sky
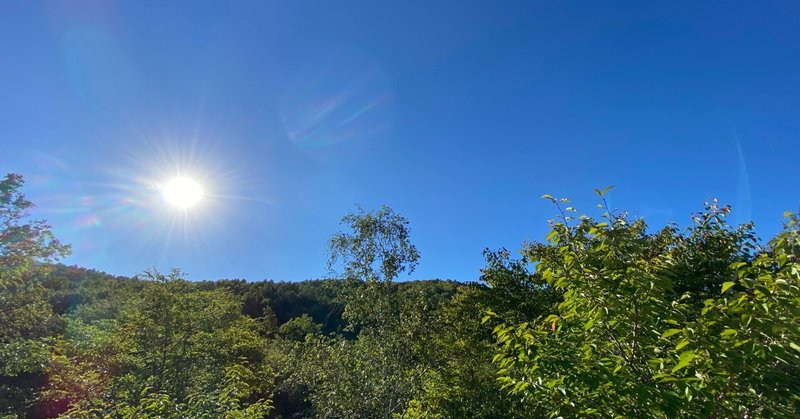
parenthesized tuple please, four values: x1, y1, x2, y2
(2, 1, 799, 281)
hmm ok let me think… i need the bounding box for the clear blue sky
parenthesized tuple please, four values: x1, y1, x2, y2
(2, 1, 799, 281)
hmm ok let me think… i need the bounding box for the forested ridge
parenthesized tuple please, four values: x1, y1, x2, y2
(2, 173, 799, 418)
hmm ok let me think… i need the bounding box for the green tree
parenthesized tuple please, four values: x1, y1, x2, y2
(0, 173, 71, 288)
(326, 204, 421, 332)
(47, 268, 274, 417)
(279, 314, 322, 341)
(328, 204, 420, 285)
(292, 296, 435, 419)
(401, 251, 558, 418)
(658, 210, 800, 416)
(0, 173, 71, 417)
(485, 190, 800, 417)
(292, 205, 426, 418)
(402, 284, 534, 419)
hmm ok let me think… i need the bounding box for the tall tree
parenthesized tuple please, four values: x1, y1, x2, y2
(293, 205, 425, 417)
(0, 174, 71, 417)
(326, 205, 420, 330)
(328, 204, 420, 285)
(1, 173, 71, 288)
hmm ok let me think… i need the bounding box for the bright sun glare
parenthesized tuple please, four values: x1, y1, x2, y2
(162, 176, 203, 209)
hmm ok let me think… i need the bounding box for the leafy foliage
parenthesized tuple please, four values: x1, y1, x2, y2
(278, 314, 322, 342)
(0, 174, 71, 289)
(291, 206, 435, 418)
(3, 173, 798, 418)
(401, 284, 533, 418)
(43, 268, 274, 417)
(0, 174, 71, 417)
(328, 204, 420, 284)
(485, 190, 800, 417)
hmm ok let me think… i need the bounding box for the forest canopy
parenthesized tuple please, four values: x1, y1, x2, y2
(1, 174, 798, 418)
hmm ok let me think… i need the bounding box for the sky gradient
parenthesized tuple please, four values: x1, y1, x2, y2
(2, 1, 799, 281)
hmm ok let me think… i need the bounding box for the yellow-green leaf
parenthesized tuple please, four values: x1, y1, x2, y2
(671, 350, 696, 373)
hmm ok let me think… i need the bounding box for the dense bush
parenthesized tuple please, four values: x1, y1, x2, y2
(485, 190, 800, 417)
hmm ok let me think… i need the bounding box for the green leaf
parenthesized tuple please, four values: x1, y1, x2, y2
(671, 351, 696, 373)
(662, 328, 682, 339)
(513, 380, 529, 393)
(790, 342, 800, 353)
(729, 261, 748, 270)
(594, 185, 614, 197)
(721, 281, 735, 293)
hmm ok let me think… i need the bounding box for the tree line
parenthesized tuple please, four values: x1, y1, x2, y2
(1, 174, 798, 418)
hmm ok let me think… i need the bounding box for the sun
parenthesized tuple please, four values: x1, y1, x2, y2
(162, 176, 203, 209)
